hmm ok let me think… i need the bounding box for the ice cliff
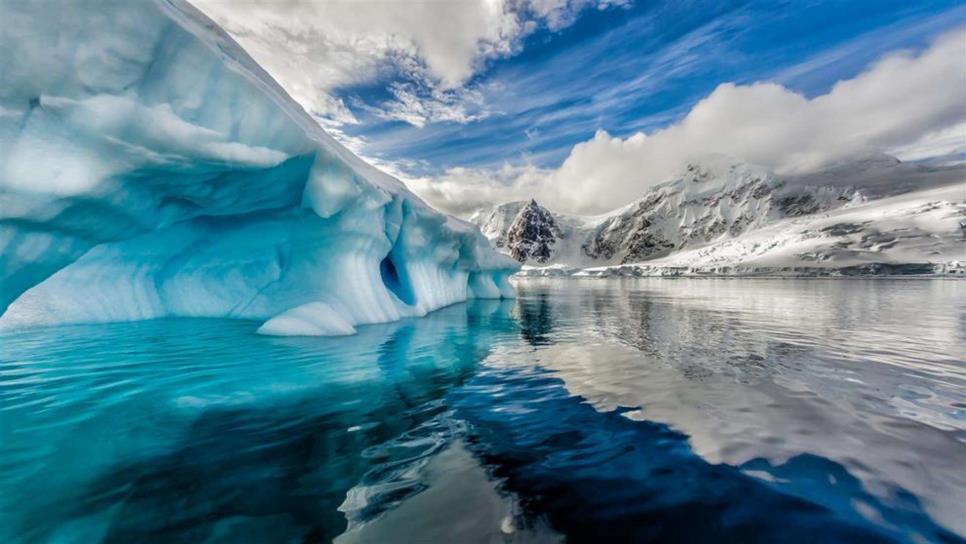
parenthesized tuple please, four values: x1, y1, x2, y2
(0, 0, 517, 334)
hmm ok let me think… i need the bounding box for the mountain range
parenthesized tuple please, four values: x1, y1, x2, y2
(468, 154, 965, 276)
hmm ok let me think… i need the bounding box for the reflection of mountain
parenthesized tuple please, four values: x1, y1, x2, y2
(5, 284, 963, 541)
(504, 278, 966, 535)
(517, 292, 557, 346)
(451, 355, 960, 543)
(470, 155, 965, 275)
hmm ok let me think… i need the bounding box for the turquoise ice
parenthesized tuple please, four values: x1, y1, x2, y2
(0, 0, 517, 334)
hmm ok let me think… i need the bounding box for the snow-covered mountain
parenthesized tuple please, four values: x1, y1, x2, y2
(470, 199, 564, 263)
(470, 154, 965, 275)
(504, 199, 562, 263)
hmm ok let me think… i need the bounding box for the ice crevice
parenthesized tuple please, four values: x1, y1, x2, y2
(0, 0, 518, 335)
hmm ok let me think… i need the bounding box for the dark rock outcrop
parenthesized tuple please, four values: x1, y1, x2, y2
(506, 200, 561, 263)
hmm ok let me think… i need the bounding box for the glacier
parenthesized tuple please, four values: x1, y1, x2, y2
(0, 0, 517, 334)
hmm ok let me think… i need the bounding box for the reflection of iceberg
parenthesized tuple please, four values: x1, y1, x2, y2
(0, 299, 518, 542)
(0, 0, 516, 334)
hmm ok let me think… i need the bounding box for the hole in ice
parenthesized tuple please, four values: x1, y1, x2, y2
(380, 255, 416, 306)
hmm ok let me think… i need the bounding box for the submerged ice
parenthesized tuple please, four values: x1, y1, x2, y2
(0, 0, 517, 334)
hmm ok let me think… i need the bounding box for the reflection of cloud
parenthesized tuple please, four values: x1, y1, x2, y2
(458, 338, 960, 541)
(510, 277, 966, 531)
(336, 441, 561, 543)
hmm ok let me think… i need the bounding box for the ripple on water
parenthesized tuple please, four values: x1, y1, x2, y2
(0, 280, 963, 543)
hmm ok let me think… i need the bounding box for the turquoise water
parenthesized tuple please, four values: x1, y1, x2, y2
(1, 279, 964, 543)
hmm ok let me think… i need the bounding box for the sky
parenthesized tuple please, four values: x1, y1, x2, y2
(194, 0, 966, 215)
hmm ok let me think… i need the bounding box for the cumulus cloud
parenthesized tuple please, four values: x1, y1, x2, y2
(408, 28, 966, 215)
(191, 0, 620, 126)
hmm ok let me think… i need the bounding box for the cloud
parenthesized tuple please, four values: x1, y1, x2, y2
(523, 0, 631, 30)
(365, 82, 490, 128)
(191, 0, 620, 126)
(405, 163, 552, 217)
(408, 28, 966, 215)
(888, 122, 966, 163)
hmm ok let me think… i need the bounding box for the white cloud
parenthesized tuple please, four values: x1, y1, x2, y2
(405, 163, 552, 217)
(191, 0, 618, 126)
(888, 122, 966, 163)
(368, 82, 490, 128)
(409, 28, 966, 215)
(523, 0, 630, 30)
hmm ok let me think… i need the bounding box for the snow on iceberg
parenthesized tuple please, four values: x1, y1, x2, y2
(0, 0, 517, 335)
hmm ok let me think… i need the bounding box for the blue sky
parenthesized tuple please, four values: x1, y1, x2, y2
(331, 0, 963, 176)
(199, 0, 965, 213)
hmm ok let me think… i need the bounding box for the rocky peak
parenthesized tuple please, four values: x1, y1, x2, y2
(506, 199, 561, 263)
(469, 154, 938, 269)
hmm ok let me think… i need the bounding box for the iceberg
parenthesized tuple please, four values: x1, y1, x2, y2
(0, 0, 517, 334)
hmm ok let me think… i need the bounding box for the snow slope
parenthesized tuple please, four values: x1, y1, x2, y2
(471, 155, 964, 275)
(540, 184, 966, 277)
(0, 0, 517, 334)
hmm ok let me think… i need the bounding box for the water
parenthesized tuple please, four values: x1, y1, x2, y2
(1, 279, 964, 543)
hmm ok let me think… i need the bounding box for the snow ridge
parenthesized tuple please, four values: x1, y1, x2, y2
(470, 155, 964, 275)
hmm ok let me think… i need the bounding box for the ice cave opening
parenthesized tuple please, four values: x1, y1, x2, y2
(380, 255, 417, 306)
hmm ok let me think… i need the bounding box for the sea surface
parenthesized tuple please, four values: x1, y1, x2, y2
(1, 278, 964, 543)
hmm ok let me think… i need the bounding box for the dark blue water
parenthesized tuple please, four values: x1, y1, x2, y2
(1, 279, 964, 543)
